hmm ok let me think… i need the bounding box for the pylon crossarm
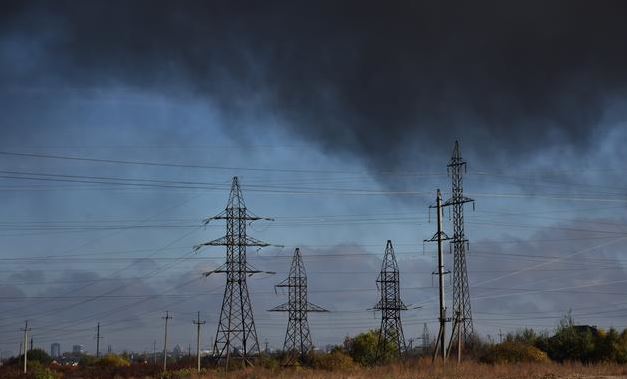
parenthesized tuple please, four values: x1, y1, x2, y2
(202, 209, 227, 224)
(193, 236, 228, 252)
(268, 303, 290, 312)
(305, 302, 329, 312)
(244, 236, 272, 247)
(442, 196, 474, 207)
(274, 279, 290, 288)
(203, 263, 228, 277)
(244, 263, 275, 276)
(425, 230, 451, 243)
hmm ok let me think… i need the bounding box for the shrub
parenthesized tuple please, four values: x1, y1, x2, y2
(96, 353, 131, 368)
(344, 329, 399, 366)
(481, 341, 549, 364)
(311, 350, 356, 371)
(32, 366, 62, 379)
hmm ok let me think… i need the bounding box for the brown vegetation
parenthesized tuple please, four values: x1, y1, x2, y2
(2, 357, 627, 379)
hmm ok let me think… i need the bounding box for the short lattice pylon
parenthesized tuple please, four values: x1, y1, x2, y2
(373, 240, 407, 361)
(269, 248, 328, 362)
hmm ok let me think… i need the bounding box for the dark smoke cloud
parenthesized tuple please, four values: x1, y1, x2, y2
(2, 1, 627, 169)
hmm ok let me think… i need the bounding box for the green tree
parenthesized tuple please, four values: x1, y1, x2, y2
(343, 330, 399, 366)
(547, 313, 597, 362)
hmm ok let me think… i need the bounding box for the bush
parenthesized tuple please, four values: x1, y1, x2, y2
(311, 350, 356, 371)
(547, 315, 597, 363)
(481, 341, 549, 364)
(96, 353, 131, 368)
(32, 366, 62, 379)
(344, 329, 400, 366)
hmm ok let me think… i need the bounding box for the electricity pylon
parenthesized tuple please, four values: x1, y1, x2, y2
(443, 141, 475, 357)
(194, 176, 274, 367)
(269, 248, 328, 362)
(373, 240, 406, 361)
(425, 189, 451, 362)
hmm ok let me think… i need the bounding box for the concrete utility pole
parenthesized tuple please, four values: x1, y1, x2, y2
(162, 311, 172, 372)
(21, 321, 31, 374)
(193, 311, 206, 373)
(96, 322, 103, 358)
(426, 189, 451, 363)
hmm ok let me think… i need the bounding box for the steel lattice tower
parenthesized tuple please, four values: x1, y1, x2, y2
(373, 240, 407, 360)
(443, 141, 475, 345)
(269, 248, 328, 361)
(194, 177, 273, 366)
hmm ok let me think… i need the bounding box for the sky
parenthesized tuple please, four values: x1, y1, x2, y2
(1, 0, 627, 356)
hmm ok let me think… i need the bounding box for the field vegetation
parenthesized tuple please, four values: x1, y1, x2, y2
(3, 315, 627, 378)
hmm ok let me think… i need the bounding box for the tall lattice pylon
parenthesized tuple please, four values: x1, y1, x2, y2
(194, 177, 274, 366)
(373, 240, 407, 360)
(443, 141, 475, 348)
(269, 248, 328, 361)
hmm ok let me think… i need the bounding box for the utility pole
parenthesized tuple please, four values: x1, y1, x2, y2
(193, 312, 206, 373)
(30, 337, 33, 351)
(21, 321, 31, 374)
(195, 176, 276, 367)
(162, 311, 172, 372)
(153, 340, 157, 365)
(95, 322, 103, 358)
(443, 140, 475, 358)
(426, 189, 451, 363)
(372, 241, 407, 362)
(269, 248, 328, 363)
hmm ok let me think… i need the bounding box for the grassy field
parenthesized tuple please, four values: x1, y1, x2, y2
(3, 357, 627, 378)
(207, 360, 627, 379)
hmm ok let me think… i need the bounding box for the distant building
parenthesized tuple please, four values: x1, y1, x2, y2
(72, 345, 84, 354)
(51, 343, 61, 358)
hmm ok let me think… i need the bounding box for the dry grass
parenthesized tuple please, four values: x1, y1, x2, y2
(196, 358, 627, 379)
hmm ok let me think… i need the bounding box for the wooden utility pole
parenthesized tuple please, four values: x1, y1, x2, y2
(193, 312, 206, 373)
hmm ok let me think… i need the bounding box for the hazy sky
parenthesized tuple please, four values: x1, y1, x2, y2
(1, 1, 627, 356)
